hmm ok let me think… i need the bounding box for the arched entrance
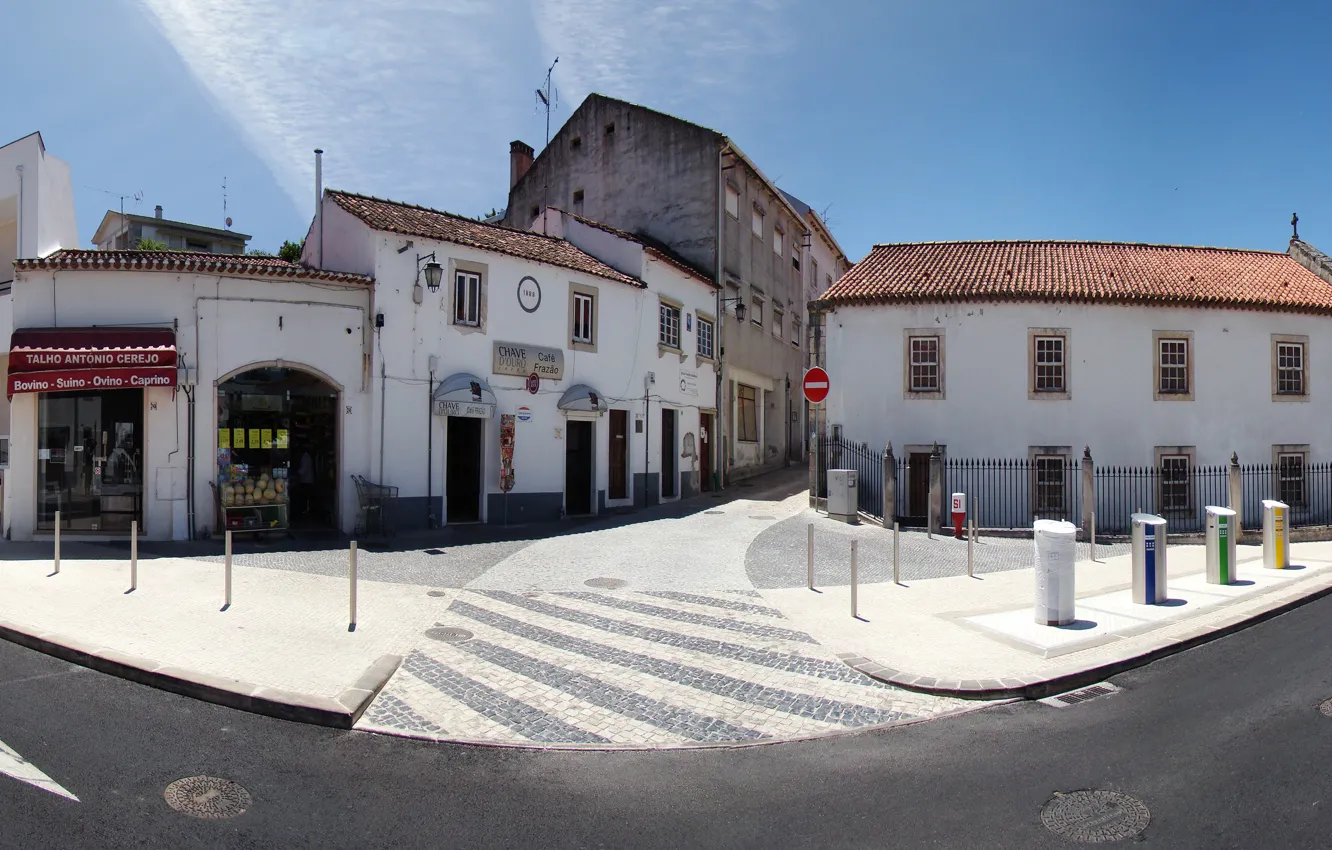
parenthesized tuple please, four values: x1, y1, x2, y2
(216, 365, 340, 533)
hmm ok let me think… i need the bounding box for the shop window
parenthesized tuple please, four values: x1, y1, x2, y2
(37, 390, 144, 532)
(737, 384, 759, 443)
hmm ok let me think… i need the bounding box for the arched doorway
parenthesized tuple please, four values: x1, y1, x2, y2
(216, 366, 340, 533)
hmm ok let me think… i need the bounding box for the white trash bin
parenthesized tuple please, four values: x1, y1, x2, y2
(1034, 519, 1077, 626)
(1130, 513, 1168, 605)
(1262, 499, 1290, 570)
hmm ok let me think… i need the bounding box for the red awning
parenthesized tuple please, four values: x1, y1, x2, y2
(7, 327, 177, 397)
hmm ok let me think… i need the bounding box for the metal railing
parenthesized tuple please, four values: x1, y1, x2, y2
(814, 436, 884, 519)
(1092, 464, 1229, 535)
(945, 457, 1081, 529)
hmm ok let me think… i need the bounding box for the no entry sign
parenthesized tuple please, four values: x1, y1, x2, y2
(802, 367, 830, 404)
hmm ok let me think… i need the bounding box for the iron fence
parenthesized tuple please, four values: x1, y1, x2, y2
(813, 436, 884, 519)
(1240, 462, 1332, 531)
(945, 457, 1082, 529)
(1092, 464, 1229, 535)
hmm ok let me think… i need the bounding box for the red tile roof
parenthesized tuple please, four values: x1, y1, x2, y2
(328, 190, 640, 287)
(820, 241, 1332, 314)
(14, 250, 372, 285)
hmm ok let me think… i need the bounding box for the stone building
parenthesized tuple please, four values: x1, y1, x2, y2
(502, 94, 811, 483)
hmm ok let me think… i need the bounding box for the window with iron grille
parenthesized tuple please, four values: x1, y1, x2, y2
(658, 302, 681, 349)
(1279, 452, 1306, 506)
(697, 316, 714, 359)
(572, 292, 594, 344)
(1034, 336, 1065, 393)
(454, 270, 481, 327)
(737, 384, 759, 442)
(1160, 454, 1190, 511)
(909, 336, 940, 392)
(1277, 342, 1305, 395)
(1158, 339, 1188, 394)
(1034, 456, 1066, 514)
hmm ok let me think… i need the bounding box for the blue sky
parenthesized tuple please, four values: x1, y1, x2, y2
(4, 1, 1330, 261)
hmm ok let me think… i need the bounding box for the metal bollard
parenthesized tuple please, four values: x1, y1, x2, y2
(53, 510, 61, 575)
(850, 540, 859, 619)
(893, 521, 900, 585)
(967, 517, 974, 578)
(974, 497, 980, 542)
(1090, 512, 1097, 562)
(349, 540, 358, 630)
(224, 530, 233, 608)
(129, 520, 138, 592)
(807, 523, 814, 591)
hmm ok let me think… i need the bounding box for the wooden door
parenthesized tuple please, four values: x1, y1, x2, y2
(608, 410, 628, 500)
(908, 452, 931, 519)
(699, 413, 713, 492)
(661, 408, 677, 498)
(565, 420, 594, 515)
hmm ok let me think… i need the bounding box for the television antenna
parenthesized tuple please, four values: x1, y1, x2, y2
(223, 176, 230, 229)
(84, 185, 144, 246)
(535, 57, 559, 148)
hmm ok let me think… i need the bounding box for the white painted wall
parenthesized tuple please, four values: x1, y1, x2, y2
(5, 267, 372, 540)
(824, 300, 1332, 466)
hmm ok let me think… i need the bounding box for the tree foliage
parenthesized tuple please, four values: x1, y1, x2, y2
(278, 238, 305, 263)
(135, 237, 168, 251)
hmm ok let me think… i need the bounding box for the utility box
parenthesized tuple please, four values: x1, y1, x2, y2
(1034, 519, 1077, 626)
(1262, 499, 1290, 569)
(827, 469, 859, 524)
(1205, 505, 1237, 585)
(1131, 513, 1168, 604)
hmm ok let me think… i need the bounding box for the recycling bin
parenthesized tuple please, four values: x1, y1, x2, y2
(1130, 513, 1168, 605)
(1205, 506, 1238, 585)
(1034, 519, 1077, 626)
(1262, 499, 1290, 570)
(951, 492, 967, 539)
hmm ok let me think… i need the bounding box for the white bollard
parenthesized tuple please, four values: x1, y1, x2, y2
(850, 540, 859, 619)
(1090, 512, 1097, 562)
(967, 517, 974, 578)
(807, 523, 814, 591)
(224, 530, 233, 608)
(129, 520, 138, 592)
(893, 521, 900, 585)
(53, 510, 61, 575)
(349, 540, 358, 629)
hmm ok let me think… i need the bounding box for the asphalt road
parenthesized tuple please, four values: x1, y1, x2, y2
(3, 592, 1332, 848)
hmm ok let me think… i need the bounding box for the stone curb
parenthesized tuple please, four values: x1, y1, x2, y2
(838, 572, 1332, 701)
(0, 617, 401, 728)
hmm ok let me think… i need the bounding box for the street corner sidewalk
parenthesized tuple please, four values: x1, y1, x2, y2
(0, 551, 450, 727)
(760, 540, 1332, 701)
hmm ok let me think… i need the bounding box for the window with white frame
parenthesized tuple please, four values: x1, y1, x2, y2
(772, 307, 784, 339)
(454, 270, 481, 326)
(1279, 451, 1306, 506)
(1034, 336, 1065, 393)
(909, 336, 940, 392)
(697, 316, 714, 359)
(659, 302, 681, 349)
(1158, 338, 1189, 394)
(572, 291, 594, 344)
(750, 296, 763, 327)
(725, 184, 739, 218)
(1160, 454, 1190, 511)
(1277, 341, 1305, 395)
(773, 228, 783, 255)
(751, 207, 764, 238)
(1034, 455, 1067, 514)
(737, 384, 759, 443)
(791, 315, 802, 348)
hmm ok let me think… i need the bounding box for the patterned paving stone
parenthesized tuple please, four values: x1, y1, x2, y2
(550, 592, 817, 643)
(361, 692, 447, 736)
(639, 591, 786, 618)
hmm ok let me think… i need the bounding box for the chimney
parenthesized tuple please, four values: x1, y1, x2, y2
(314, 148, 324, 268)
(509, 140, 534, 190)
(154, 205, 163, 219)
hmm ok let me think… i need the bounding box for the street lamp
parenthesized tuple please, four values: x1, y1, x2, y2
(720, 295, 746, 323)
(414, 252, 443, 304)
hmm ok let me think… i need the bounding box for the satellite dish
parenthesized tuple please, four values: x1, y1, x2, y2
(225, 217, 233, 228)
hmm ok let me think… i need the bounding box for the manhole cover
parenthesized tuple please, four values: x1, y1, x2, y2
(427, 590, 448, 597)
(1319, 698, 1332, 717)
(704, 510, 724, 515)
(164, 776, 252, 820)
(1041, 790, 1150, 843)
(424, 627, 473, 642)
(424, 548, 445, 555)
(585, 577, 627, 589)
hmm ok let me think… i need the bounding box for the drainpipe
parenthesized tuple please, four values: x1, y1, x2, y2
(314, 149, 324, 269)
(14, 165, 24, 258)
(714, 145, 726, 489)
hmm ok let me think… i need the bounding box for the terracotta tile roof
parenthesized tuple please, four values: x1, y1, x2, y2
(328, 190, 640, 287)
(821, 240, 1332, 314)
(14, 250, 372, 285)
(555, 208, 715, 287)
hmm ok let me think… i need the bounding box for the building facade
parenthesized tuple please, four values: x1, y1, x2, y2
(501, 94, 809, 482)
(91, 206, 250, 254)
(815, 239, 1332, 518)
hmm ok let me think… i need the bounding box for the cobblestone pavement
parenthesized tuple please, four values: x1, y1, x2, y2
(357, 588, 971, 746)
(746, 510, 1132, 588)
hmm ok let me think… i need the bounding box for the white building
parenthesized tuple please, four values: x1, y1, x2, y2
(815, 238, 1332, 518)
(305, 190, 719, 529)
(0, 132, 79, 282)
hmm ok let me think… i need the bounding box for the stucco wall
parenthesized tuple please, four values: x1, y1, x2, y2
(823, 300, 1332, 466)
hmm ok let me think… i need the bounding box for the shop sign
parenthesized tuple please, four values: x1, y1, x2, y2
(679, 369, 699, 396)
(517, 406, 532, 422)
(7, 366, 177, 397)
(433, 399, 495, 419)
(493, 341, 564, 380)
(9, 347, 177, 372)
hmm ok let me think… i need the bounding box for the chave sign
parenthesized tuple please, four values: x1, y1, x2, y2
(492, 341, 564, 380)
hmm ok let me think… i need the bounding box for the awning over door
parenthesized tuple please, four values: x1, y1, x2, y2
(7, 327, 177, 397)
(433, 372, 496, 418)
(557, 383, 609, 413)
